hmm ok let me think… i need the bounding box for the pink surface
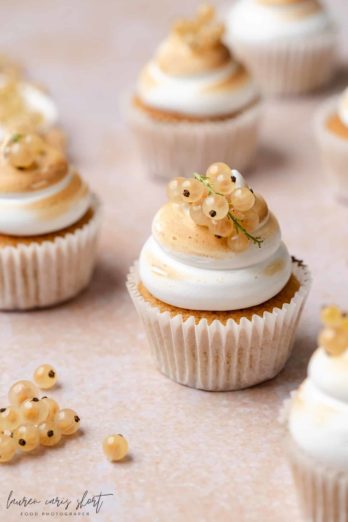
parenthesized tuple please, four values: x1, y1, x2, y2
(0, 1, 347, 521)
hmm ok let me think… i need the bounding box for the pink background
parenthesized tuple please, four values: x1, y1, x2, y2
(0, 1, 348, 521)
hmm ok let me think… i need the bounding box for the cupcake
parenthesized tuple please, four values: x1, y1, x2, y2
(129, 5, 261, 179)
(316, 88, 348, 202)
(0, 131, 101, 310)
(127, 162, 311, 391)
(287, 306, 348, 522)
(225, 0, 337, 96)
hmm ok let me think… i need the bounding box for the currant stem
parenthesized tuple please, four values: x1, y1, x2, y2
(193, 173, 263, 248)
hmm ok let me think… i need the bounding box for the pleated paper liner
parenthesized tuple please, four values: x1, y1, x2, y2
(230, 31, 337, 96)
(128, 100, 261, 180)
(288, 437, 348, 522)
(315, 97, 348, 202)
(127, 259, 311, 391)
(0, 195, 102, 310)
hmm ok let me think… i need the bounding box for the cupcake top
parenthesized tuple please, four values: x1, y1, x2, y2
(0, 132, 91, 236)
(227, 0, 334, 43)
(135, 5, 258, 119)
(139, 162, 292, 311)
(0, 77, 58, 140)
(288, 306, 348, 470)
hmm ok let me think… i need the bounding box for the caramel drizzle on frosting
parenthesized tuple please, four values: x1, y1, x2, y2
(155, 5, 231, 76)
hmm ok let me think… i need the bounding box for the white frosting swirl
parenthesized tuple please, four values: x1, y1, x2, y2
(139, 172, 292, 311)
(226, 0, 334, 43)
(137, 60, 258, 118)
(0, 169, 91, 236)
(289, 348, 348, 470)
(139, 236, 291, 311)
(338, 88, 348, 128)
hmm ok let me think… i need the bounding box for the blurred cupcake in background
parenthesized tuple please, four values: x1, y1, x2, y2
(0, 131, 101, 310)
(129, 5, 261, 180)
(225, 0, 337, 96)
(287, 306, 348, 522)
(127, 162, 311, 391)
(316, 88, 348, 202)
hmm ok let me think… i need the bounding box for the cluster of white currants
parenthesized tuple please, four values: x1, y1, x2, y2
(3, 132, 46, 169)
(0, 364, 80, 463)
(173, 5, 224, 52)
(0, 364, 129, 465)
(167, 162, 264, 252)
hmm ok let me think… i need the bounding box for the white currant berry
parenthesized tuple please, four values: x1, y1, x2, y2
(189, 204, 210, 226)
(8, 381, 39, 407)
(19, 398, 49, 425)
(38, 421, 62, 447)
(0, 406, 21, 432)
(208, 217, 234, 238)
(55, 409, 80, 435)
(180, 179, 205, 203)
(0, 434, 17, 463)
(13, 424, 40, 453)
(33, 364, 57, 390)
(167, 177, 185, 203)
(202, 194, 229, 220)
(103, 434, 128, 462)
(230, 187, 255, 212)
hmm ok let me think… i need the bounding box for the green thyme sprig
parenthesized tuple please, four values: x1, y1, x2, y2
(194, 173, 263, 248)
(10, 133, 23, 144)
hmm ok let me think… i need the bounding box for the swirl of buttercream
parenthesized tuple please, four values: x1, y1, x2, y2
(139, 172, 292, 311)
(136, 58, 258, 118)
(289, 347, 348, 469)
(226, 0, 334, 43)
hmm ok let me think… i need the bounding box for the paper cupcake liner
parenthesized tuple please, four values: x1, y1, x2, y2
(231, 31, 337, 96)
(126, 260, 311, 391)
(288, 438, 348, 522)
(128, 101, 261, 179)
(0, 195, 102, 311)
(315, 97, 348, 202)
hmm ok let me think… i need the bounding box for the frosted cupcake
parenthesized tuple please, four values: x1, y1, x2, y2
(0, 131, 101, 310)
(127, 162, 311, 391)
(129, 5, 261, 179)
(316, 88, 348, 202)
(287, 306, 348, 522)
(225, 0, 337, 96)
